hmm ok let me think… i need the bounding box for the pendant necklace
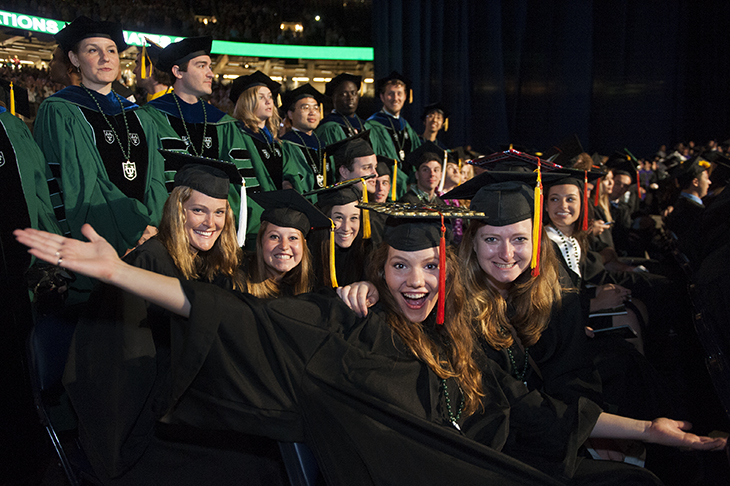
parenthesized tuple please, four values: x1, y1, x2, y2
(81, 84, 136, 180)
(384, 111, 406, 161)
(505, 345, 531, 385)
(440, 378, 464, 430)
(550, 226, 582, 286)
(258, 127, 281, 160)
(172, 93, 207, 157)
(336, 111, 364, 137)
(291, 130, 325, 187)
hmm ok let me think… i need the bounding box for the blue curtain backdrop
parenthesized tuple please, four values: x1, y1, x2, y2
(372, 0, 730, 158)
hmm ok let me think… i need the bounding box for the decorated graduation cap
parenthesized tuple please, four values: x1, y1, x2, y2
(468, 147, 562, 173)
(250, 189, 330, 237)
(325, 73, 362, 97)
(306, 176, 375, 287)
(138, 37, 164, 80)
(158, 150, 248, 247)
(375, 71, 413, 104)
(157, 36, 213, 74)
(672, 154, 712, 188)
(55, 16, 128, 53)
(421, 102, 449, 132)
(282, 83, 324, 113)
(325, 129, 374, 170)
(358, 202, 486, 324)
(229, 70, 281, 106)
(0, 79, 30, 118)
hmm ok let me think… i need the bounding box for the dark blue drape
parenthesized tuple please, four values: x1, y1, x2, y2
(372, 0, 730, 158)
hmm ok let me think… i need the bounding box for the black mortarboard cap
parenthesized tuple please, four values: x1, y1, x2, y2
(544, 134, 584, 167)
(470, 182, 534, 227)
(325, 73, 362, 97)
(325, 130, 374, 169)
(143, 37, 164, 65)
(442, 170, 565, 201)
(421, 102, 449, 121)
(159, 150, 242, 198)
(157, 36, 212, 74)
(702, 151, 730, 185)
(404, 141, 450, 173)
(376, 155, 393, 178)
(282, 83, 324, 112)
(545, 168, 605, 190)
(251, 189, 330, 236)
(468, 148, 562, 173)
(375, 71, 412, 95)
(229, 70, 281, 105)
(312, 183, 362, 209)
(55, 16, 128, 53)
(673, 155, 711, 187)
(0, 79, 30, 118)
(605, 151, 639, 176)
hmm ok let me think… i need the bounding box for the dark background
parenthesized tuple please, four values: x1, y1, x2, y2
(372, 0, 730, 158)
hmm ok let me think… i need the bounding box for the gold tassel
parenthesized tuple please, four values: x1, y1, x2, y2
(408, 89, 413, 104)
(360, 178, 371, 239)
(391, 159, 398, 201)
(276, 93, 281, 107)
(443, 117, 449, 132)
(319, 102, 323, 120)
(329, 220, 338, 288)
(322, 153, 327, 186)
(140, 45, 149, 79)
(531, 164, 543, 276)
(9, 82, 15, 115)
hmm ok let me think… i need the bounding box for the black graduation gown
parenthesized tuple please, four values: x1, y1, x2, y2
(161, 282, 663, 485)
(665, 195, 705, 266)
(63, 238, 288, 485)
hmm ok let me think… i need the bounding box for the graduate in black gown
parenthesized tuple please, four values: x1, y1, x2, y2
(15, 210, 726, 485)
(62, 156, 287, 485)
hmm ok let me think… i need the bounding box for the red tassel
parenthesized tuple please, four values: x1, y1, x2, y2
(437, 214, 446, 325)
(593, 177, 601, 206)
(635, 170, 642, 199)
(581, 171, 589, 231)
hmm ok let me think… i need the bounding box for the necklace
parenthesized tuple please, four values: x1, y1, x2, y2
(335, 111, 364, 137)
(172, 93, 207, 157)
(80, 83, 136, 180)
(440, 378, 464, 430)
(546, 226, 581, 282)
(291, 130, 325, 187)
(505, 345, 530, 385)
(383, 111, 406, 161)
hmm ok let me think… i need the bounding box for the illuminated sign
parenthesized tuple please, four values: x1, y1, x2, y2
(0, 10, 374, 61)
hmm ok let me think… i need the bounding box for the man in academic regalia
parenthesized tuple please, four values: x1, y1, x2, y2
(365, 71, 422, 199)
(142, 36, 274, 242)
(315, 73, 367, 145)
(398, 142, 447, 206)
(665, 155, 712, 265)
(280, 83, 329, 193)
(419, 102, 449, 150)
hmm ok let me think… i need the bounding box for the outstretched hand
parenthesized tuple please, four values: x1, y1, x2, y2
(645, 418, 727, 451)
(337, 281, 379, 317)
(14, 224, 123, 284)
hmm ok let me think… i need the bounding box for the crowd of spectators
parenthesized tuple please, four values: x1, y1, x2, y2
(5, 0, 368, 46)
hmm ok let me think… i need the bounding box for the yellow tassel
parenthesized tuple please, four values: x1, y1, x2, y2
(329, 220, 339, 288)
(276, 93, 281, 107)
(531, 167, 543, 274)
(361, 178, 371, 239)
(9, 82, 15, 115)
(140, 45, 148, 80)
(408, 89, 413, 104)
(391, 159, 398, 201)
(322, 154, 327, 186)
(319, 102, 323, 120)
(443, 117, 449, 132)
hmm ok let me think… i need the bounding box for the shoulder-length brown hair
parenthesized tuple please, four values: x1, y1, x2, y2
(245, 220, 315, 298)
(156, 186, 244, 289)
(368, 243, 484, 417)
(459, 220, 562, 351)
(232, 85, 281, 137)
(543, 183, 591, 251)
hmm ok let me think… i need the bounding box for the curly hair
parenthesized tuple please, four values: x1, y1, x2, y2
(459, 220, 562, 351)
(246, 221, 314, 298)
(156, 186, 244, 289)
(232, 85, 281, 136)
(368, 243, 484, 417)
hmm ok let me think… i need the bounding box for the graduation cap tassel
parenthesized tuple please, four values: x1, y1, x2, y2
(360, 178, 371, 239)
(140, 45, 149, 80)
(594, 177, 601, 206)
(531, 163, 543, 277)
(581, 171, 589, 231)
(319, 102, 323, 121)
(437, 150, 448, 193)
(437, 213, 446, 325)
(322, 153, 327, 187)
(444, 118, 449, 132)
(9, 82, 15, 116)
(329, 220, 339, 288)
(237, 180, 247, 247)
(408, 89, 413, 104)
(391, 159, 398, 201)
